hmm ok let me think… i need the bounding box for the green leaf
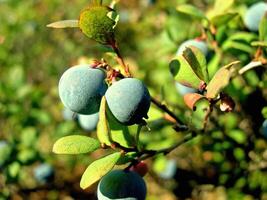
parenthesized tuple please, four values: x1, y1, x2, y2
(262, 107, 267, 119)
(107, 108, 135, 148)
(214, 0, 234, 14)
(53, 135, 100, 154)
(107, 10, 119, 29)
(227, 130, 246, 144)
(97, 97, 112, 146)
(222, 40, 254, 54)
(169, 46, 208, 89)
(251, 41, 267, 47)
(8, 162, 21, 178)
(47, 20, 79, 28)
(206, 61, 240, 99)
(259, 13, 267, 41)
(116, 152, 138, 165)
(92, 0, 103, 5)
(210, 12, 238, 26)
(182, 46, 209, 83)
(80, 152, 121, 189)
(176, 4, 207, 20)
(207, 52, 222, 78)
(227, 32, 258, 43)
(191, 98, 210, 130)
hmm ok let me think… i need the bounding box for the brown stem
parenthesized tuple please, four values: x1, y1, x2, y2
(110, 41, 131, 77)
(151, 97, 185, 128)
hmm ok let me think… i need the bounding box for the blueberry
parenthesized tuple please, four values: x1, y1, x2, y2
(34, 163, 54, 184)
(175, 82, 196, 96)
(262, 119, 267, 138)
(97, 170, 147, 200)
(62, 107, 76, 121)
(78, 112, 99, 131)
(244, 2, 267, 32)
(159, 159, 177, 180)
(105, 78, 151, 125)
(0, 141, 11, 167)
(58, 64, 107, 115)
(176, 39, 208, 56)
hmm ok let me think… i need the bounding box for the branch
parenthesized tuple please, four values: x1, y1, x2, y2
(110, 41, 131, 77)
(151, 97, 186, 128)
(238, 61, 263, 75)
(138, 132, 197, 161)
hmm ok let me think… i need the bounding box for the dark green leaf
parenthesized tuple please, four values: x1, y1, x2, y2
(53, 135, 100, 154)
(80, 152, 121, 189)
(116, 152, 138, 165)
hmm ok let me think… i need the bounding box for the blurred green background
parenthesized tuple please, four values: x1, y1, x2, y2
(0, 0, 267, 199)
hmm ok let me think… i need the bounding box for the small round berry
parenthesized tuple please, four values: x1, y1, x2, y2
(105, 78, 151, 125)
(58, 64, 107, 115)
(97, 170, 147, 200)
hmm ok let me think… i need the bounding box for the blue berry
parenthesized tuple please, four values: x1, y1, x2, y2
(34, 163, 54, 184)
(159, 159, 177, 179)
(262, 119, 267, 138)
(78, 112, 99, 131)
(244, 2, 267, 32)
(58, 64, 107, 115)
(175, 82, 196, 96)
(105, 78, 151, 125)
(97, 170, 147, 200)
(176, 39, 208, 56)
(62, 107, 76, 121)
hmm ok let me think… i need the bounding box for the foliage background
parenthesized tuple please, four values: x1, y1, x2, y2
(0, 0, 267, 199)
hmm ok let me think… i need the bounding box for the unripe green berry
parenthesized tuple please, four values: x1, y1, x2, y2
(79, 6, 116, 44)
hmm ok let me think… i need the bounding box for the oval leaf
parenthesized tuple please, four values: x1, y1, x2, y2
(47, 20, 79, 28)
(107, 107, 135, 148)
(183, 93, 207, 111)
(206, 61, 240, 99)
(259, 12, 267, 42)
(210, 12, 238, 26)
(176, 4, 207, 20)
(53, 135, 100, 154)
(214, 0, 234, 14)
(80, 152, 121, 189)
(170, 46, 208, 89)
(182, 46, 209, 83)
(97, 97, 112, 146)
(251, 41, 267, 47)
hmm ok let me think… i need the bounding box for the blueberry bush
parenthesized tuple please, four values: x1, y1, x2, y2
(0, 0, 267, 199)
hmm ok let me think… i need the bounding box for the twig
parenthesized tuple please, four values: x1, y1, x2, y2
(138, 132, 197, 161)
(110, 41, 131, 77)
(151, 97, 185, 127)
(238, 61, 263, 75)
